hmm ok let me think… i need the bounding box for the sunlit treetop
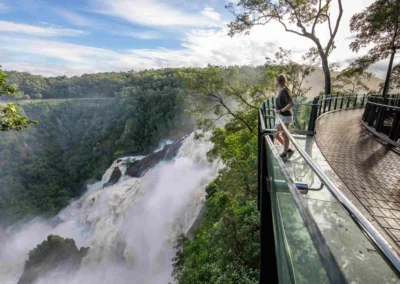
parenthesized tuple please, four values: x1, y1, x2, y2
(0, 66, 38, 131)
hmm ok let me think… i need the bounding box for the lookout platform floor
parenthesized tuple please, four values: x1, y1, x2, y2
(315, 109, 400, 252)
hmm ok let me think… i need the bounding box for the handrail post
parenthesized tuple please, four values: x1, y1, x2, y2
(376, 98, 388, 132)
(308, 96, 320, 133)
(318, 95, 323, 117)
(354, 95, 358, 108)
(346, 95, 351, 108)
(389, 110, 400, 141)
(323, 94, 328, 114)
(368, 101, 376, 126)
(340, 94, 344, 109)
(334, 94, 338, 110)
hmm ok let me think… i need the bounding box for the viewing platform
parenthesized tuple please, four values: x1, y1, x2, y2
(258, 94, 400, 283)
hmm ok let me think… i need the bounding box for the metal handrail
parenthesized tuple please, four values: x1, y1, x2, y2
(365, 101, 400, 110)
(265, 134, 347, 283)
(277, 115, 400, 273)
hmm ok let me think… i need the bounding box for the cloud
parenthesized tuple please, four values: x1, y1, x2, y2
(124, 31, 162, 40)
(201, 6, 220, 21)
(0, 36, 118, 64)
(0, 21, 87, 37)
(0, 27, 279, 77)
(1, 0, 395, 79)
(54, 8, 159, 40)
(92, 0, 220, 27)
(54, 9, 91, 27)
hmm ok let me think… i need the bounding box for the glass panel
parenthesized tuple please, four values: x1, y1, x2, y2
(292, 97, 312, 132)
(266, 136, 332, 283)
(266, 134, 400, 283)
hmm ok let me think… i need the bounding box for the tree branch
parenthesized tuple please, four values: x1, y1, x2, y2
(226, 82, 259, 110)
(326, 0, 343, 54)
(312, 0, 323, 35)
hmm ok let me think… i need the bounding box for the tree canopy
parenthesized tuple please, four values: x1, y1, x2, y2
(349, 0, 400, 94)
(226, 0, 343, 94)
(0, 67, 38, 131)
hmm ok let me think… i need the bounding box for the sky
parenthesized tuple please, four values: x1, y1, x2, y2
(0, 0, 394, 77)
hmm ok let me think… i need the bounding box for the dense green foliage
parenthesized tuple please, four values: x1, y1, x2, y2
(0, 99, 125, 224)
(349, 0, 400, 93)
(0, 66, 37, 131)
(0, 69, 193, 226)
(4, 71, 130, 99)
(4, 68, 186, 100)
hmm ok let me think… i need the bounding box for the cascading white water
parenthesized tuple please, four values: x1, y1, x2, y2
(0, 133, 222, 284)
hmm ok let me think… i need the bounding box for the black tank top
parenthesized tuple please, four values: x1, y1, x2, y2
(276, 88, 293, 116)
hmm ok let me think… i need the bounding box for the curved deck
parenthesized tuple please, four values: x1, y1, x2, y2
(315, 109, 400, 250)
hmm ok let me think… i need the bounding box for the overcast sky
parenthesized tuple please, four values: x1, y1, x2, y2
(0, 0, 396, 77)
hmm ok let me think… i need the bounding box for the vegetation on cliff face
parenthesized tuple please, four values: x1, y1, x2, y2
(18, 235, 89, 284)
(0, 69, 193, 226)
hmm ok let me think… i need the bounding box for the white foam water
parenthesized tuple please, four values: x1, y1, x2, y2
(0, 133, 222, 284)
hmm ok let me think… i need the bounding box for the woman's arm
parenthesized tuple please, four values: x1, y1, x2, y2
(280, 101, 294, 113)
(274, 101, 294, 113)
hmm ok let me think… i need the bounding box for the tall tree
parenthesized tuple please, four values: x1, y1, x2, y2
(349, 0, 400, 97)
(0, 66, 37, 131)
(226, 0, 343, 95)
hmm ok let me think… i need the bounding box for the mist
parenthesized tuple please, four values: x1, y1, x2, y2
(0, 133, 223, 284)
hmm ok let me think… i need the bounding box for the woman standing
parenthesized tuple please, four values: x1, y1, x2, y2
(273, 74, 295, 159)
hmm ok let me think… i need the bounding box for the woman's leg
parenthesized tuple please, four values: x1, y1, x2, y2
(274, 124, 284, 145)
(282, 123, 290, 153)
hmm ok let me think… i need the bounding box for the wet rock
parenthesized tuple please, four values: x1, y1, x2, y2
(18, 235, 89, 284)
(125, 137, 185, 178)
(186, 206, 205, 241)
(103, 166, 122, 188)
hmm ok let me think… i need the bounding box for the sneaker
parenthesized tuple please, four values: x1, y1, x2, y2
(287, 149, 295, 159)
(280, 153, 288, 159)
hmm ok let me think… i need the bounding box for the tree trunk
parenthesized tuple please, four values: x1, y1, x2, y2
(382, 50, 396, 98)
(382, 0, 399, 98)
(322, 57, 332, 95)
(315, 42, 332, 94)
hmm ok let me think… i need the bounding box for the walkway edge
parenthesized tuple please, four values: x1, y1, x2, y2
(361, 120, 400, 148)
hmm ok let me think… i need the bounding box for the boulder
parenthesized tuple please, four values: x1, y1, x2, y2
(18, 235, 89, 284)
(125, 138, 185, 178)
(103, 166, 122, 188)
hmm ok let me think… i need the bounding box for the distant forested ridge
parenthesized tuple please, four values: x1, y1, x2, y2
(0, 69, 194, 226)
(4, 69, 180, 100)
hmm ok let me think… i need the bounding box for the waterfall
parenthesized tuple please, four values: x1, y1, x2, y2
(0, 133, 222, 284)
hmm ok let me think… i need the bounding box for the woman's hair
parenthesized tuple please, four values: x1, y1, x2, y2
(276, 74, 288, 88)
